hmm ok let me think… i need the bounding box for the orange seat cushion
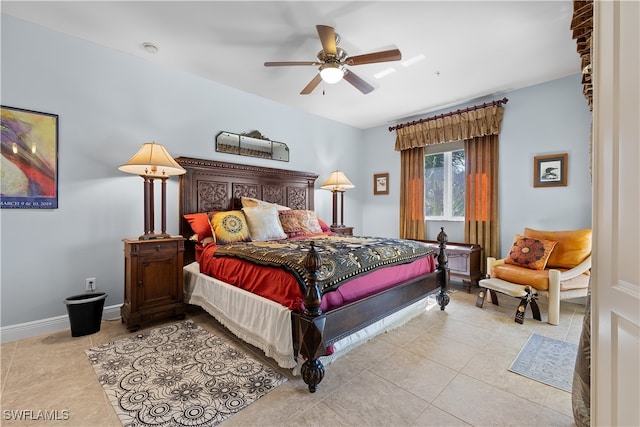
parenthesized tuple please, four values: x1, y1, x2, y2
(524, 228, 592, 269)
(492, 264, 590, 291)
(493, 264, 551, 290)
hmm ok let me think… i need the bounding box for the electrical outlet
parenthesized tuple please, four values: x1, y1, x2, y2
(86, 277, 96, 292)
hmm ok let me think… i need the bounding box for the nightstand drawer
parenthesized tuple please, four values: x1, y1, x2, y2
(137, 240, 180, 254)
(331, 226, 353, 236)
(123, 238, 184, 256)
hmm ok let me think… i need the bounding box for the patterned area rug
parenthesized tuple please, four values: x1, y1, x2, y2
(86, 320, 287, 426)
(509, 333, 577, 392)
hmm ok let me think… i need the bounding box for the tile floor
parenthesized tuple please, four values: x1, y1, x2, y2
(1, 283, 584, 426)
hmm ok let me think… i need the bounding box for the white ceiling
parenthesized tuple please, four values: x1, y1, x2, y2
(1, 1, 581, 129)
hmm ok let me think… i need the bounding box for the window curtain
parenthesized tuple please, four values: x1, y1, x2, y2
(394, 105, 504, 251)
(464, 134, 500, 269)
(399, 147, 426, 240)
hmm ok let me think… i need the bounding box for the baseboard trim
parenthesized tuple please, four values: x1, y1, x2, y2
(0, 304, 121, 343)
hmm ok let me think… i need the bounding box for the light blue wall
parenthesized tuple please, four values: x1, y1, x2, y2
(362, 74, 593, 253)
(0, 15, 363, 327)
(1, 14, 592, 332)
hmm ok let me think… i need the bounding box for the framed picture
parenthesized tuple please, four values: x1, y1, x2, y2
(1, 106, 59, 208)
(534, 153, 568, 188)
(373, 172, 389, 195)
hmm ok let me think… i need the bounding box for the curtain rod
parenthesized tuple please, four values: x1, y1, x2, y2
(388, 97, 509, 132)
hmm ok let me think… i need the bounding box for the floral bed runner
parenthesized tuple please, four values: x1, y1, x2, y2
(213, 235, 434, 293)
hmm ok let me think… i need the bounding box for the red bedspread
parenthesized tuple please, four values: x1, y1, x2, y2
(196, 236, 436, 312)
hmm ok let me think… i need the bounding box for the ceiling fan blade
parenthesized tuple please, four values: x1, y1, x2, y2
(264, 61, 320, 67)
(343, 69, 374, 94)
(300, 74, 323, 95)
(346, 49, 402, 66)
(316, 25, 337, 57)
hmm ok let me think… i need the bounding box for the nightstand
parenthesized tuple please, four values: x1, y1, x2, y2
(121, 236, 186, 331)
(331, 226, 354, 236)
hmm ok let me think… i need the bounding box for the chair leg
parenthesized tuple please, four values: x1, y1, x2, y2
(476, 288, 487, 308)
(489, 289, 500, 306)
(515, 297, 529, 324)
(530, 299, 542, 321)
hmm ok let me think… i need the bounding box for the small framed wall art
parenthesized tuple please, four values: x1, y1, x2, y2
(1, 105, 59, 208)
(534, 153, 567, 188)
(373, 172, 389, 195)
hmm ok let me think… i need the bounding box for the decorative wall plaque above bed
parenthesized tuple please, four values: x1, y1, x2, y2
(216, 130, 289, 162)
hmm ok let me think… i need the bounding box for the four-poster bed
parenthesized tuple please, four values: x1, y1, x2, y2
(176, 157, 450, 392)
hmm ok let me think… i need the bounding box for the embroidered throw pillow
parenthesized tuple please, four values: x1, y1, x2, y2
(210, 210, 251, 244)
(242, 205, 287, 241)
(278, 210, 304, 238)
(293, 210, 323, 235)
(504, 234, 558, 270)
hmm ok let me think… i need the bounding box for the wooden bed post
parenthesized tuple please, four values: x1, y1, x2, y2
(298, 242, 327, 393)
(436, 227, 451, 310)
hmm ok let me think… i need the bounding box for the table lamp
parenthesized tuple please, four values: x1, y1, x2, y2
(118, 142, 186, 240)
(320, 170, 354, 228)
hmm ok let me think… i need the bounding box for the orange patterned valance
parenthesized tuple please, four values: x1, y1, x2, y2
(393, 105, 505, 151)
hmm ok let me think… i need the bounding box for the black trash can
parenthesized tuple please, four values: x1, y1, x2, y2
(64, 292, 108, 337)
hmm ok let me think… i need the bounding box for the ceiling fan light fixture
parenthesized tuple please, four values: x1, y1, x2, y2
(319, 63, 344, 84)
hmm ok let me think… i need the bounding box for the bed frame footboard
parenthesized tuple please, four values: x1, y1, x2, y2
(293, 228, 450, 393)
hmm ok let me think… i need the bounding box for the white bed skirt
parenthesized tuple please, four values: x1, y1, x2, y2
(183, 262, 433, 372)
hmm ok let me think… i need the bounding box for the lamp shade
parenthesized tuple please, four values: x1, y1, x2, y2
(118, 142, 185, 177)
(320, 170, 354, 191)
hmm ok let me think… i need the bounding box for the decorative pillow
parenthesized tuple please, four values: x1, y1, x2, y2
(241, 196, 291, 211)
(242, 205, 287, 241)
(278, 210, 304, 238)
(317, 218, 331, 232)
(210, 210, 251, 244)
(183, 213, 214, 243)
(240, 196, 262, 208)
(504, 234, 558, 270)
(293, 210, 323, 235)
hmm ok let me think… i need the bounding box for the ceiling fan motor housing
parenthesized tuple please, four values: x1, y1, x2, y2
(317, 47, 348, 64)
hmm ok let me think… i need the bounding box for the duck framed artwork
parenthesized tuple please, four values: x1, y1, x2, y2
(1, 105, 59, 208)
(534, 153, 567, 188)
(374, 172, 389, 195)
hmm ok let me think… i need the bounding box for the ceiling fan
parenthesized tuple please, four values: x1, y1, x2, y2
(264, 25, 402, 95)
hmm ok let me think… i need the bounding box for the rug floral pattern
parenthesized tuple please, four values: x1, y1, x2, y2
(86, 321, 287, 426)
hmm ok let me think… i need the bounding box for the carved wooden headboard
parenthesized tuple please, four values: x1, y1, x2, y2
(175, 156, 318, 262)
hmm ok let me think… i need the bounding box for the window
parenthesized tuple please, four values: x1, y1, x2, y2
(425, 149, 465, 220)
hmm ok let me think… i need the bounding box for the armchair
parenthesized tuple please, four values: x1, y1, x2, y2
(478, 228, 591, 325)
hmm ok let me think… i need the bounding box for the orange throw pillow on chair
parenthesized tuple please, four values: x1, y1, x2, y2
(504, 234, 558, 270)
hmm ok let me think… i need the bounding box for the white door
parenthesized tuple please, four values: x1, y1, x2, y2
(592, 1, 640, 425)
